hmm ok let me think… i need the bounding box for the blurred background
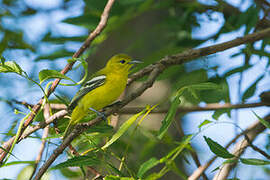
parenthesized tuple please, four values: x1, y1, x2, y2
(0, 0, 270, 179)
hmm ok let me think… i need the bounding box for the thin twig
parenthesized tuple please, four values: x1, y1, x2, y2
(244, 134, 270, 159)
(2, 0, 270, 168)
(213, 115, 270, 180)
(0, 0, 116, 163)
(118, 102, 268, 114)
(188, 115, 270, 180)
(34, 127, 82, 180)
(173, 116, 208, 180)
(29, 104, 50, 179)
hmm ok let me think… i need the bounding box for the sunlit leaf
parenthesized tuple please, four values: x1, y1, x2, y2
(0, 61, 23, 75)
(1, 161, 35, 167)
(104, 176, 135, 180)
(101, 108, 147, 150)
(253, 111, 270, 129)
(137, 157, 160, 178)
(17, 165, 50, 180)
(157, 93, 181, 139)
(39, 69, 74, 84)
(198, 119, 212, 129)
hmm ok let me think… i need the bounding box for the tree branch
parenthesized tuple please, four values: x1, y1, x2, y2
(129, 27, 270, 83)
(118, 102, 268, 114)
(29, 104, 50, 179)
(0, 0, 116, 164)
(189, 114, 270, 180)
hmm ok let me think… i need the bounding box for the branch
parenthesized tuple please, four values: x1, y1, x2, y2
(15, 25, 270, 176)
(118, 102, 268, 114)
(0, 0, 115, 163)
(29, 104, 50, 179)
(3, 3, 270, 173)
(129, 27, 270, 83)
(34, 127, 82, 180)
(188, 117, 260, 180)
(213, 115, 270, 180)
(34, 64, 164, 179)
(244, 134, 270, 159)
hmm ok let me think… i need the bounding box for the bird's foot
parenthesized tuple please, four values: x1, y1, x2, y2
(89, 107, 107, 121)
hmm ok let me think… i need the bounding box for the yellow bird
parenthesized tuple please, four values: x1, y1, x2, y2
(64, 54, 141, 138)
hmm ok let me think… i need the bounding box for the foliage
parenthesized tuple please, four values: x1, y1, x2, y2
(0, 0, 270, 179)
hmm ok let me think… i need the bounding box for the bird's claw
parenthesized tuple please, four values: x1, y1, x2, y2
(89, 107, 107, 121)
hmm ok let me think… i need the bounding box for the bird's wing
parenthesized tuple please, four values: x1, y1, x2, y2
(68, 75, 106, 111)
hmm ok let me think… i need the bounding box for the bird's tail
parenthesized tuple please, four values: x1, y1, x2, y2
(63, 121, 76, 139)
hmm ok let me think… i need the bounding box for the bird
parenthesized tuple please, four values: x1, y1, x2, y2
(63, 54, 141, 138)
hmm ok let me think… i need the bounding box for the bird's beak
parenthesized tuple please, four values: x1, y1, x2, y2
(128, 60, 143, 64)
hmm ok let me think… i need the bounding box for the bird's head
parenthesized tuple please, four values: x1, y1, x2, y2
(105, 54, 142, 74)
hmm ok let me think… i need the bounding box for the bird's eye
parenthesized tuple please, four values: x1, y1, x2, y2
(119, 60, 126, 64)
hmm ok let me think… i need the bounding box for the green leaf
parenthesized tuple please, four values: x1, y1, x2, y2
(166, 161, 187, 179)
(39, 69, 74, 84)
(198, 119, 212, 129)
(157, 94, 181, 139)
(17, 165, 50, 180)
(223, 159, 239, 165)
(224, 65, 252, 77)
(106, 163, 126, 177)
(0, 56, 5, 64)
(204, 136, 234, 159)
(0, 61, 23, 75)
(52, 156, 100, 169)
(1, 161, 35, 167)
(36, 49, 73, 61)
(104, 176, 135, 180)
(63, 14, 99, 29)
(160, 135, 192, 162)
(101, 108, 147, 150)
(59, 168, 81, 178)
(253, 111, 270, 129)
(240, 158, 270, 165)
(43, 35, 87, 44)
(212, 108, 231, 120)
(158, 82, 219, 139)
(242, 75, 264, 101)
(137, 157, 160, 178)
(86, 124, 114, 134)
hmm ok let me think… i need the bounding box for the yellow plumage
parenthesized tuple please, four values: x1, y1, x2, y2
(64, 54, 141, 138)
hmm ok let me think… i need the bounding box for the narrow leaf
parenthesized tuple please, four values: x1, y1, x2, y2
(104, 176, 135, 180)
(160, 135, 192, 162)
(224, 65, 252, 77)
(204, 136, 234, 159)
(39, 69, 74, 84)
(253, 111, 270, 129)
(189, 82, 220, 90)
(1, 160, 35, 167)
(240, 158, 270, 165)
(106, 163, 126, 177)
(242, 75, 264, 101)
(137, 157, 160, 178)
(223, 159, 238, 165)
(198, 119, 212, 129)
(157, 95, 181, 139)
(52, 156, 100, 169)
(101, 108, 147, 150)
